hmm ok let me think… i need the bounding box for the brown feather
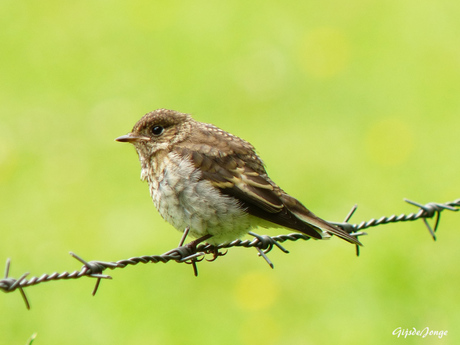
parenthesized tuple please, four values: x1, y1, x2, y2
(177, 130, 361, 245)
(120, 109, 362, 245)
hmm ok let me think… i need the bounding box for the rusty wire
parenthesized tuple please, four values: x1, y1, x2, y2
(1, 198, 459, 310)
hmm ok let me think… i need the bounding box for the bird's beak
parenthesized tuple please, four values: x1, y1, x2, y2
(115, 133, 151, 143)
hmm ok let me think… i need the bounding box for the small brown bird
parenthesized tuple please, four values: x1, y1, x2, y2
(116, 109, 361, 246)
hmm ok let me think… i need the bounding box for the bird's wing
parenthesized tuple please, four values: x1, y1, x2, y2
(177, 128, 362, 245)
(178, 145, 323, 240)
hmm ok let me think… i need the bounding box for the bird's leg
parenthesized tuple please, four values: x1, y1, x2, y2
(178, 227, 191, 247)
(184, 234, 213, 250)
(180, 229, 226, 262)
(177, 227, 213, 249)
(205, 248, 228, 262)
(177, 230, 213, 277)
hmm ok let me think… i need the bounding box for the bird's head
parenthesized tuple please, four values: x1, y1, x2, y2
(116, 109, 192, 159)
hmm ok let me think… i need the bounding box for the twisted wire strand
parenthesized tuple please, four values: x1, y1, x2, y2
(333, 198, 459, 236)
(1, 198, 458, 309)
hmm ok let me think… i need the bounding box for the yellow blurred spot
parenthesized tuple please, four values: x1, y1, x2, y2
(365, 118, 414, 166)
(234, 271, 279, 311)
(239, 314, 280, 345)
(298, 27, 350, 79)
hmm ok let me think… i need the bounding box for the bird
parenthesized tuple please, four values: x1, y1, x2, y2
(115, 109, 361, 247)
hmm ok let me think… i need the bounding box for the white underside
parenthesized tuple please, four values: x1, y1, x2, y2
(143, 152, 256, 244)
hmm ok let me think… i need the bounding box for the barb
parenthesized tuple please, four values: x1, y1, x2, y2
(1, 198, 459, 309)
(330, 198, 459, 240)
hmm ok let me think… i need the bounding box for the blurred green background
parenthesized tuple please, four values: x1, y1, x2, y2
(1, 1, 459, 344)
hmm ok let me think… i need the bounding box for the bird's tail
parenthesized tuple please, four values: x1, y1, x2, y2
(281, 194, 362, 246)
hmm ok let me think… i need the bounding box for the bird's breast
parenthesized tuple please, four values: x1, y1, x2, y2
(144, 152, 251, 243)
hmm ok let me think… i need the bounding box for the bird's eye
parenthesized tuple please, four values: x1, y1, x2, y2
(151, 126, 164, 136)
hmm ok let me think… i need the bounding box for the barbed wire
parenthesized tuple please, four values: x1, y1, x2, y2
(1, 198, 459, 310)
